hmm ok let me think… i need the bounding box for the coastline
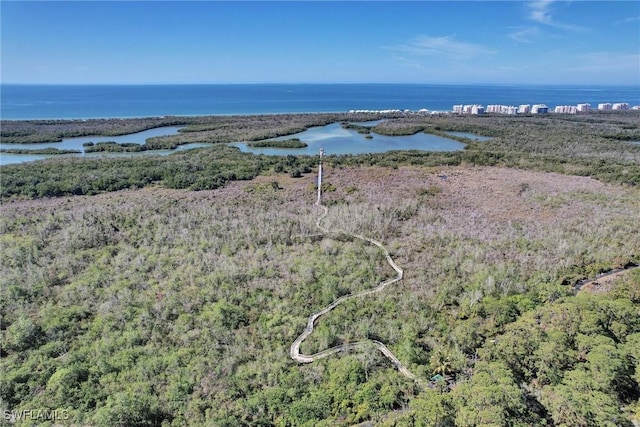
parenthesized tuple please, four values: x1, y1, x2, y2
(2, 110, 639, 166)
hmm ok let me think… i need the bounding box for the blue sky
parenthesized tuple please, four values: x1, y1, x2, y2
(1, 1, 639, 85)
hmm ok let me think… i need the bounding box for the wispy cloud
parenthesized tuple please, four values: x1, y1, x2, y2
(616, 15, 640, 25)
(526, 0, 585, 31)
(510, 1, 586, 44)
(387, 35, 496, 61)
(528, 0, 555, 25)
(509, 26, 541, 43)
(560, 51, 640, 84)
(572, 51, 640, 72)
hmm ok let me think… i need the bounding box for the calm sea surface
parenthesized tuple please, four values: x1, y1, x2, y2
(2, 84, 639, 119)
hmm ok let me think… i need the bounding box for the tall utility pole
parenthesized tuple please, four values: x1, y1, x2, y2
(317, 148, 324, 205)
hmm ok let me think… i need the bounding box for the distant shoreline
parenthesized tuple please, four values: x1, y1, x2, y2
(2, 107, 638, 124)
(2, 110, 638, 144)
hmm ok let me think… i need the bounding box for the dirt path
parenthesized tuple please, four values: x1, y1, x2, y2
(289, 159, 420, 383)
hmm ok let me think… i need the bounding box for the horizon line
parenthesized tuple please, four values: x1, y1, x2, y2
(3, 82, 639, 87)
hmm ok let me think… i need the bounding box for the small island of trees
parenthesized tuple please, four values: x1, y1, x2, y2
(84, 141, 147, 153)
(0, 147, 81, 155)
(247, 138, 308, 148)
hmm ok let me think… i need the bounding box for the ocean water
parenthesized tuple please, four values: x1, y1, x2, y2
(2, 84, 639, 119)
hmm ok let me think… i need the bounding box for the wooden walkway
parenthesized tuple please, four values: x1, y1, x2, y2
(289, 152, 420, 384)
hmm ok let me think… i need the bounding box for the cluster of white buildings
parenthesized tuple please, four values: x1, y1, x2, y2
(453, 104, 550, 115)
(597, 102, 631, 111)
(555, 103, 633, 113)
(553, 103, 591, 114)
(348, 101, 639, 116)
(453, 101, 637, 115)
(486, 105, 518, 115)
(452, 104, 486, 115)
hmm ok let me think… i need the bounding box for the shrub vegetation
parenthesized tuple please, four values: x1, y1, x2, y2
(247, 138, 308, 148)
(1, 112, 639, 425)
(0, 147, 81, 155)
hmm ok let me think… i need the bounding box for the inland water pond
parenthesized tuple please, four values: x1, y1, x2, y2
(0, 121, 490, 166)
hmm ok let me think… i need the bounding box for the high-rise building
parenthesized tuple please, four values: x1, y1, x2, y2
(532, 104, 548, 114)
(612, 103, 629, 110)
(554, 105, 577, 114)
(471, 105, 485, 115)
(504, 106, 518, 115)
(518, 104, 531, 114)
(486, 105, 518, 114)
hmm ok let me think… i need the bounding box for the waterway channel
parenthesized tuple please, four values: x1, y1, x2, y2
(1, 122, 490, 166)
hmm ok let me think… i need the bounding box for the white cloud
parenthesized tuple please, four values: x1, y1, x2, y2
(556, 51, 640, 84)
(508, 1, 586, 47)
(616, 15, 640, 25)
(526, 0, 585, 31)
(509, 26, 541, 43)
(573, 51, 640, 71)
(387, 35, 497, 61)
(528, 0, 555, 25)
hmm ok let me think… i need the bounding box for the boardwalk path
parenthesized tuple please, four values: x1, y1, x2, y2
(289, 160, 419, 383)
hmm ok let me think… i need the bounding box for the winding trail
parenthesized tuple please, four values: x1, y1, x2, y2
(289, 152, 419, 383)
